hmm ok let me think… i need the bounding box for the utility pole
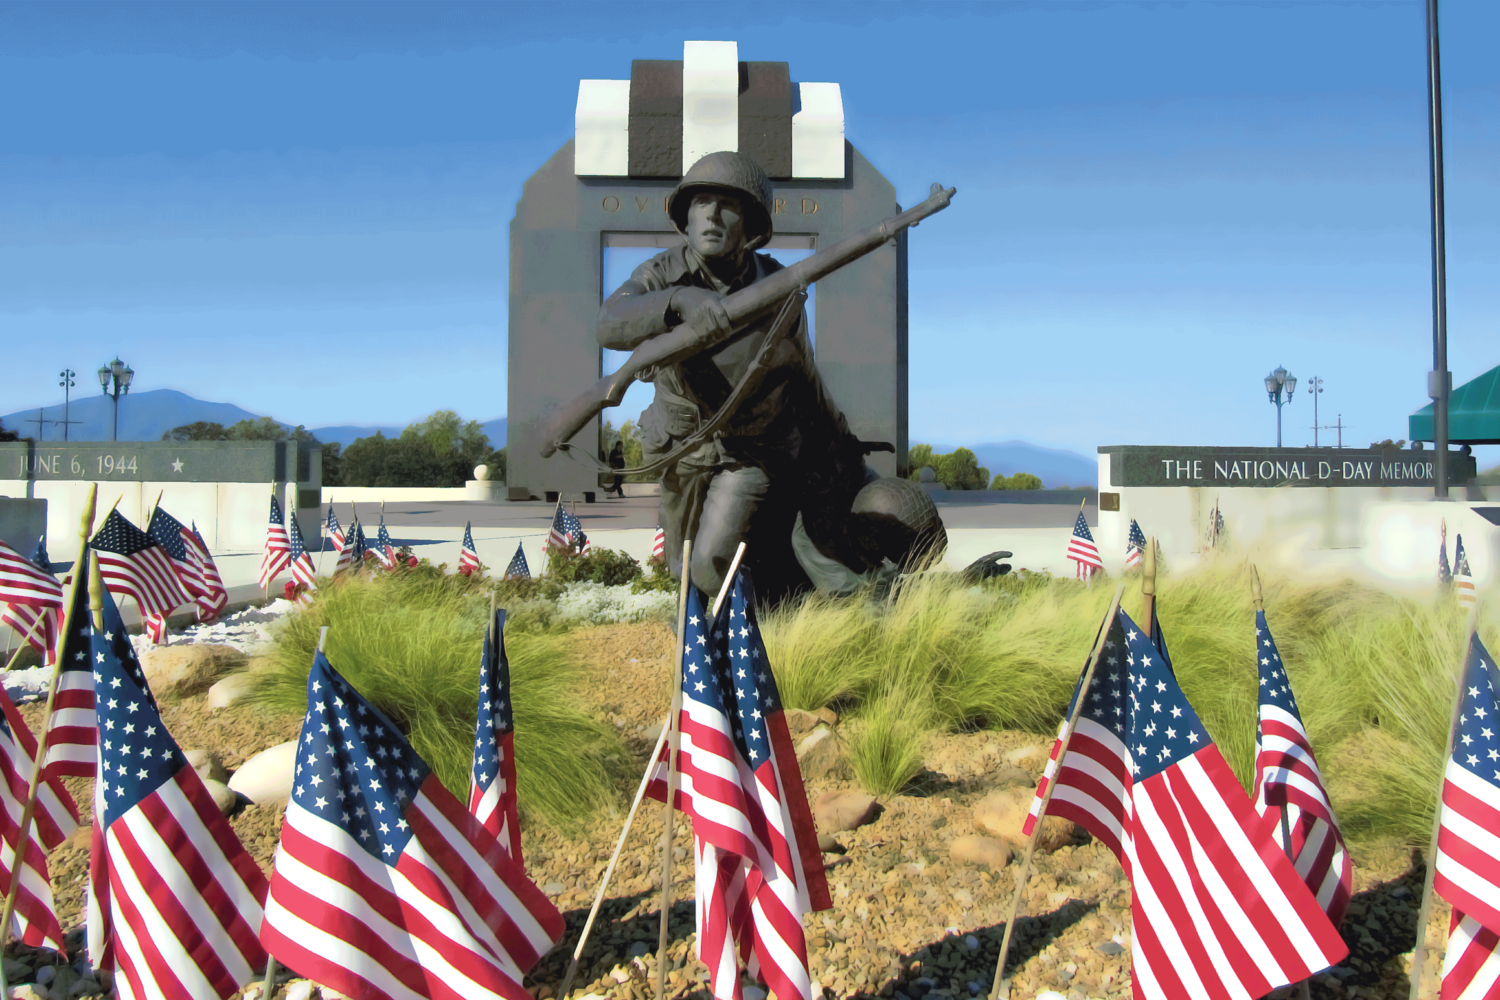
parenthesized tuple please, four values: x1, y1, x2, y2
(1425, 0, 1451, 498)
(1306, 376, 1324, 447)
(24, 409, 46, 442)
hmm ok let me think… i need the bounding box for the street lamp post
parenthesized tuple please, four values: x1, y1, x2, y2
(1264, 365, 1298, 448)
(58, 369, 75, 443)
(97, 357, 134, 443)
(1306, 376, 1324, 447)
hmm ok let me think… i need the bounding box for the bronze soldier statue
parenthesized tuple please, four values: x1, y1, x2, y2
(596, 151, 951, 600)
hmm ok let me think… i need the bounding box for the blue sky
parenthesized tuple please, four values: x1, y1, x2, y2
(2, 0, 1496, 468)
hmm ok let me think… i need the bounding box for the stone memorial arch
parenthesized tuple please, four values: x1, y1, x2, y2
(507, 40, 909, 501)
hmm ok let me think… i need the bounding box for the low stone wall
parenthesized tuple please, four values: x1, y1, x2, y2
(0, 498, 46, 556)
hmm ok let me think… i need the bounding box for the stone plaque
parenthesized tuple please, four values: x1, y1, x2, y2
(1100, 446, 1476, 488)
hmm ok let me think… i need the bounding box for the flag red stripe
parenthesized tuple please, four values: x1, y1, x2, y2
(763, 709, 829, 912)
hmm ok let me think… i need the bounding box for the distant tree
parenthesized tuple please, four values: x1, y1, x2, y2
(991, 471, 1043, 491)
(162, 421, 230, 441)
(1370, 438, 1407, 450)
(907, 444, 934, 480)
(321, 441, 343, 487)
(0, 419, 23, 443)
(601, 419, 647, 482)
(337, 411, 494, 487)
(936, 448, 988, 491)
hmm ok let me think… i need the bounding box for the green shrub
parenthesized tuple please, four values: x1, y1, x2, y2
(249, 572, 631, 834)
(848, 691, 928, 796)
(991, 472, 1042, 491)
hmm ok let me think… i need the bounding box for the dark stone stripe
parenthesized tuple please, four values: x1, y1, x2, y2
(738, 61, 792, 179)
(628, 60, 683, 178)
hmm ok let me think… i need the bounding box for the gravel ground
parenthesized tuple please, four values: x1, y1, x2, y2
(14, 614, 1458, 1000)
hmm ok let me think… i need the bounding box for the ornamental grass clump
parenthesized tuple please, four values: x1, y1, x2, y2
(250, 571, 631, 834)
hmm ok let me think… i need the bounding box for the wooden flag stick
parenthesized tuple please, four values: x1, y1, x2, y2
(0, 484, 98, 955)
(655, 537, 695, 1000)
(711, 542, 748, 617)
(1141, 536, 1158, 640)
(2, 613, 52, 674)
(1408, 601, 1483, 1000)
(989, 582, 1126, 1000)
(1250, 562, 1264, 611)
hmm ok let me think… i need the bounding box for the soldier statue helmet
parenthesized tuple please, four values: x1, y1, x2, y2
(666, 151, 776, 252)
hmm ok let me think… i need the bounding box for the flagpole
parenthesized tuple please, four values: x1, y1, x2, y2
(1141, 536, 1158, 640)
(260, 622, 330, 998)
(315, 497, 331, 576)
(0, 483, 98, 959)
(1408, 601, 1482, 1000)
(655, 536, 698, 1000)
(989, 582, 1126, 1000)
(2, 613, 52, 674)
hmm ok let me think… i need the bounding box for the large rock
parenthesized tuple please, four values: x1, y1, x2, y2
(202, 777, 238, 817)
(949, 834, 1013, 870)
(973, 787, 1075, 852)
(139, 643, 248, 698)
(228, 740, 297, 805)
(205, 673, 255, 710)
(813, 790, 879, 834)
(782, 708, 824, 736)
(796, 728, 851, 781)
(183, 748, 229, 784)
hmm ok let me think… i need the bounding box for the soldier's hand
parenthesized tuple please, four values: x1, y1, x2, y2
(669, 287, 733, 342)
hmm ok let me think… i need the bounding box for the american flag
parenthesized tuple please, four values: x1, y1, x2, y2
(546, 504, 589, 555)
(334, 518, 358, 577)
(287, 509, 318, 593)
(0, 677, 80, 953)
(1125, 519, 1147, 570)
(258, 494, 292, 589)
(146, 507, 228, 624)
(1441, 519, 1453, 586)
(84, 583, 271, 999)
(469, 608, 522, 863)
(460, 522, 482, 575)
(325, 503, 346, 553)
(0, 537, 63, 662)
(42, 554, 99, 779)
(1205, 499, 1226, 548)
(1066, 508, 1103, 580)
(259, 651, 564, 1000)
(504, 542, 530, 581)
(653, 523, 666, 562)
(90, 509, 189, 642)
(1022, 609, 1347, 998)
(1250, 610, 1352, 926)
(649, 569, 830, 1000)
(374, 517, 398, 570)
(352, 521, 369, 565)
(1455, 534, 1477, 609)
(1434, 634, 1500, 999)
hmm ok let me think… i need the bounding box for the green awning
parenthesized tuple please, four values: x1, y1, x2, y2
(1409, 362, 1500, 445)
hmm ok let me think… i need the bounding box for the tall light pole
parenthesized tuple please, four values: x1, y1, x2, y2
(97, 357, 134, 443)
(1306, 375, 1324, 447)
(58, 369, 75, 442)
(1264, 366, 1297, 448)
(1425, 0, 1450, 498)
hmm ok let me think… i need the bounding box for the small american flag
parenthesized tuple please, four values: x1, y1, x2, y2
(469, 608, 522, 862)
(1124, 519, 1146, 570)
(1441, 519, 1453, 586)
(90, 509, 189, 641)
(504, 542, 530, 581)
(374, 517, 398, 570)
(1251, 610, 1352, 925)
(652, 523, 666, 562)
(1434, 634, 1500, 998)
(352, 521, 368, 565)
(42, 553, 98, 779)
(1023, 609, 1347, 998)
(325, 503, 345, 553)
(146, 507, 228, 624)
(287, 509, 318, 593)
(259, 651, 564, 1000)
(0, 537, 63, 662)
(1066, 508, 1103, 580)
(1455, 534, 1477, 609)
(0, 679, 80, 952)
(460, 522, 482, 575)
(258, 494, 292, 589)
(546, 503, 589, 555)
(85, 584, 271, 998)
(648, 570, 829, 1000)
(334, 518, 357, 578)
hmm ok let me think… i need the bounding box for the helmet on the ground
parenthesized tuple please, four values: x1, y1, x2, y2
(850, 476, 947, 568)
(669, 152, 775, 251)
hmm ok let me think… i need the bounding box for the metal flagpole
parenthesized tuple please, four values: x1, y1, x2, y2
(989, 583, 1126, 1000)
(1408, 601, 1482, 1000)
(1141, 538, 1158, 641)
(0, 485, 98, 973)
(1425, 0, 1451, 499)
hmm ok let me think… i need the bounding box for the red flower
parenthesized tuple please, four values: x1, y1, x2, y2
(283, 581, 298, 600)
(407, 556, 419, 568)
(457, 564, 472, 577)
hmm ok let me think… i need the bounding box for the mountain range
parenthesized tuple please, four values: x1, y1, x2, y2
(0, 390, 507, 450)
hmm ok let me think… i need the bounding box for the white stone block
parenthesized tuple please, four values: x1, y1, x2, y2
(575, 79, 630, 176)
(792, 82, 845, 179)
(228, 739, 297, 804)
(682, 40, 739, 173)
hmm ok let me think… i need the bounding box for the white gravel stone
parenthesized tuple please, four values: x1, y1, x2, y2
(228, 740, 297, 804)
